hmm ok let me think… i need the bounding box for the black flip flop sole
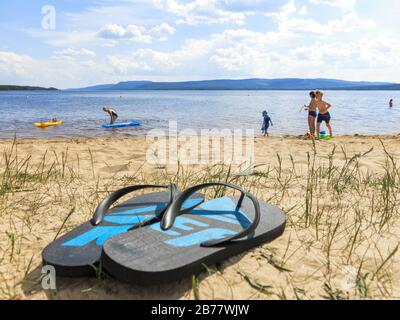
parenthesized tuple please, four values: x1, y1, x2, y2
(101, 195, 285, 285)
(42, 192, 203, 277)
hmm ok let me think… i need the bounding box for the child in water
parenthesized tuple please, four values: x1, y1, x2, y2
(262, 111, 273, 136)
(303, 91, 317, 136)
(315, 90, 333, 139)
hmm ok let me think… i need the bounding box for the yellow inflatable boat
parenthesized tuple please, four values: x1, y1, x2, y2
(34, 120, 63, 128)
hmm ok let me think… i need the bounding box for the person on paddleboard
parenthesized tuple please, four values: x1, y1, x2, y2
(103, 106, 118, 124)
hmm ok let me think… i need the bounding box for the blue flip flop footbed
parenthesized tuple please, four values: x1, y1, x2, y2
(62, 197, 203, 247)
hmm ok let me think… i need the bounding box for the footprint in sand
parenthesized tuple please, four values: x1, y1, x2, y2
(127, 153, 146, 161)
(99, 163, 131, 173)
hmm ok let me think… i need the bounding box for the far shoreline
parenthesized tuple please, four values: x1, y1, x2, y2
(2, 88, 400, 92)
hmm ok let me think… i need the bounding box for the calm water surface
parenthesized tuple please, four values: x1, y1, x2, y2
(0, 90, 399, 138)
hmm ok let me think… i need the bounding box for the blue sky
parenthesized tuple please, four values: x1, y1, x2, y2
(0, 0, 399, 88)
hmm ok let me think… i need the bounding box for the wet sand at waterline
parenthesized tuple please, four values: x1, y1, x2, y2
(1, 135, 400, 300)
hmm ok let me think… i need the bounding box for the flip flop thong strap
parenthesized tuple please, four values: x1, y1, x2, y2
(161, 182, 261, 247)
(90, 184, 177, 226)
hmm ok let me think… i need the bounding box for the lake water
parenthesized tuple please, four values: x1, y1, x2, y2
(0, 90, 399, 139)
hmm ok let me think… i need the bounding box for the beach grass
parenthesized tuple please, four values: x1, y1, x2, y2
(0, 136, 399, 300)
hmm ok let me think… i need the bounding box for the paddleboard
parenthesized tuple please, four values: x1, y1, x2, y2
(102, 120, 141, 129)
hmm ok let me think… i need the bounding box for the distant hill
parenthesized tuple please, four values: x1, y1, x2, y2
(339, 84, 400, 91)
(68, 81, 152, 91)
(68, 78, 399, 91)
(0, 85, 58, 91)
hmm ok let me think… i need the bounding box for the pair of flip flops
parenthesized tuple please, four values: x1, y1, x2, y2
(42, 183, 286, 285)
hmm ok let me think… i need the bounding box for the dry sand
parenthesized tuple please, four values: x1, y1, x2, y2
(0, 135, 400, 300)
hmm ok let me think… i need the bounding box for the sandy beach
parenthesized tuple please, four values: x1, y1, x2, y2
(1, 134, 400, 300)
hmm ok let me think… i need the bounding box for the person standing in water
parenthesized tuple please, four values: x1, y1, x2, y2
(389, 99, 393, 108)
(261, 110, 273, 136)
(315, 90, 333, 139)
(103, 106, 118, 124)
(303, 91, 317, 137)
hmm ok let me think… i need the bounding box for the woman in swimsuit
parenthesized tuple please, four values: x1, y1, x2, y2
(303, 91, 317, 136)
(315, 90, 333, 139)
(103, 106, 118, 124)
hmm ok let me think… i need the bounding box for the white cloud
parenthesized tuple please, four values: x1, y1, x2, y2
(149, 23, 176, 41)
(4, 30, 400, 88)
(154, 0, 248, 25)
(277, 13, 375, 36)
(54, 48, 96, 58)
(209, 29, 270, 73)
(104, 23, 400, 83)
(0, 51, 34, 78)
(0, 50, 110, 88)
(98, 24, 152, 43)
(299, 6, 308, 15)
(98, 24, 127, 39)
(153, 0, 288, 25)
(107, 39, 212, 74)
(269, 0, 375, 37)
(268, 0, 297, 19)
(97, 22, 176, 43)
(285, 37, 400, 79)
(218, 0, 289, 12)
(7, 0, 400, 86)
(106, 28, 275, 77)
(309, 0, 357, 8)
(328, 13, 375, 31)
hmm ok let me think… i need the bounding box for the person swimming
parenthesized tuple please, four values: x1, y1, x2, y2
(303, 91, 317, 136)
(103, 106, 118, 124)
(315, 90, 333, 139)
(262, 110, 273, 137)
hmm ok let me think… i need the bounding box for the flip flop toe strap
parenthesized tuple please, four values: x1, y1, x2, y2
(90, 184, 178, 226)
(161, 182, 261, 247)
